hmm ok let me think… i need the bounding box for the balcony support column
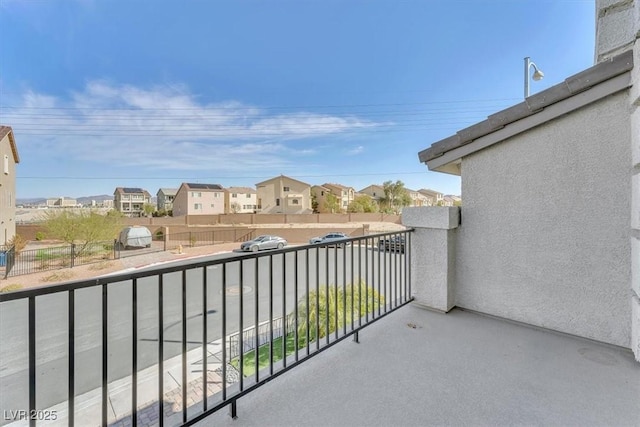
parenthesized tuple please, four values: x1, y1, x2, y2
(402, 207, 460, 312)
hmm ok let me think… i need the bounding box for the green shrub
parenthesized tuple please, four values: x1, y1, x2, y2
(35, 232, 45, 241)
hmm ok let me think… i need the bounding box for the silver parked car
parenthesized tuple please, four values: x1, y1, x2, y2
(240, 235, 288, 252)
(309, 232, 349, 247)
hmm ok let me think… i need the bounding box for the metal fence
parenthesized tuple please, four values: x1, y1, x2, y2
(0, 230, 413, 426)
(5, 241, 116, 277)
(228, 316, 296, 360)
(4, 229, 256, 278)
(1, 245, 16, 278)
(165, 229, 255, 251)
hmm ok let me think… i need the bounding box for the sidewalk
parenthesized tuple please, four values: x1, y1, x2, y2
(7, 336, 238, 427)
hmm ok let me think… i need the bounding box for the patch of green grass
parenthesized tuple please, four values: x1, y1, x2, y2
(231, 333, 308, 377)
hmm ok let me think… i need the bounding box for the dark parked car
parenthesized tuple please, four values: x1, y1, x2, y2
(309, 232, 349, 247)
(378, 235, 405, 253)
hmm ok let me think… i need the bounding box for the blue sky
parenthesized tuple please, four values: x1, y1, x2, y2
(1, 0, 595, 199)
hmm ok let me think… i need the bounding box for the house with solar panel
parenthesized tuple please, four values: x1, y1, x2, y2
(113, 187, 152, 217)
(172, 183, 226, 216)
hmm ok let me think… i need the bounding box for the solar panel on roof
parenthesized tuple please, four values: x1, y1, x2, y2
(186, 183, 222, 190)
(123, 188, 144, 193)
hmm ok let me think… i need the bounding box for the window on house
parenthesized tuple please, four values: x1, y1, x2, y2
(192, 192, 201, 197)
(283, 186, 290, 192)
(292, 199, 299, 205)
(3, 155, 8, 175)
(246, 194, 251, 198)
(232, 193, 237, 198)
(214, 193, 219, 198)
(211, 204, 215, 208)
(194, 203, 202, 210)
(276, 198, 280, 206)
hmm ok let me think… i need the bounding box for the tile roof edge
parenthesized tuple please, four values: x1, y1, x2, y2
(419, 50, 634, 164)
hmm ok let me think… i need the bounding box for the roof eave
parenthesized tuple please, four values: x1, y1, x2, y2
(419, 50, 634, 173)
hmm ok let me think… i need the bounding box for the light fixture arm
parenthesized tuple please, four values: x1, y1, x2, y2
(524, 57, 544, 98)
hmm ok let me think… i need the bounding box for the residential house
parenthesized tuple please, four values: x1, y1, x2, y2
(406, 188, 431, 207)
(311, 185, 331, 213)
(0, 126, 19, 245)
(156, 188, 177, 212)
(172, 183, 225, 216)
(417, 188, 444, 206)
(113, 187, 152, 217)
(358, 184, 385, 202)
(322, 183, 356, 212)
(226, 187, 258, 213)
(311, 183, 355, 213)
(443, 195, 461, 206)
(256, 175, 312, 214)
(414, 1, 640, 361)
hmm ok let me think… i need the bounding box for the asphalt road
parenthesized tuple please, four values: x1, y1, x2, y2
(0, 245, 407, 419)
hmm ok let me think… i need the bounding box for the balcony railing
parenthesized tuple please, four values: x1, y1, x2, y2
(0, 230, 413, 427)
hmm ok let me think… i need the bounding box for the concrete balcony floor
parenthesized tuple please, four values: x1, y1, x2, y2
(201, 305, 640, 427)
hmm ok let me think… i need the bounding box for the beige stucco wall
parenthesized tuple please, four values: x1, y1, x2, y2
(227, 191, 257, 213)
(0, 134, 16, 245)
(257, 176, 311, 214)
(456, 91, 632, 347)
(174, 190, 225, 216)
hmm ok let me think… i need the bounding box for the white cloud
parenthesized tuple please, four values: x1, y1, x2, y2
(6, 81, 381, 172)
(347, 145, 365, 155)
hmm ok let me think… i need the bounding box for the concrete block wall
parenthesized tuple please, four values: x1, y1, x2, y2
(596, 0, 640, 62)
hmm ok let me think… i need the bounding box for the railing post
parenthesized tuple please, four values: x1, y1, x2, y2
(113, 239, 117, 259)
(402, 207, 460, 312)
(70, 243, 75, 268)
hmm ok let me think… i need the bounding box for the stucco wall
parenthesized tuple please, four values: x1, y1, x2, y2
(456, 91, 632, 347)
(0, 134, 17, 245)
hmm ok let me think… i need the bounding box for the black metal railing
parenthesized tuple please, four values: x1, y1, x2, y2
(0, 230, 412, 427)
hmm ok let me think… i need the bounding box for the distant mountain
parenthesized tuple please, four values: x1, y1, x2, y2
(15, 198, 46, 206)
(17, 194, 114, 206)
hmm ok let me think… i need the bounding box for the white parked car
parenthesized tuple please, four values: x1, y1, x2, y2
(240, 235, 288, 252)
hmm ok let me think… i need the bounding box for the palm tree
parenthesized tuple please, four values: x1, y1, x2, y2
(291, 280, 384, 342)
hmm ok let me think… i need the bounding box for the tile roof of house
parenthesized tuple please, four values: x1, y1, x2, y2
(115, 187, 152, 197)
(255, 174, 311, 187)
(226, 186, 256, 193)
(157, 188, 178, 196)
(0, 125, 20, 163)
(418, 50, 634, 164)
(418, 188, 443, 196)
(323, 183, 352, 190)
